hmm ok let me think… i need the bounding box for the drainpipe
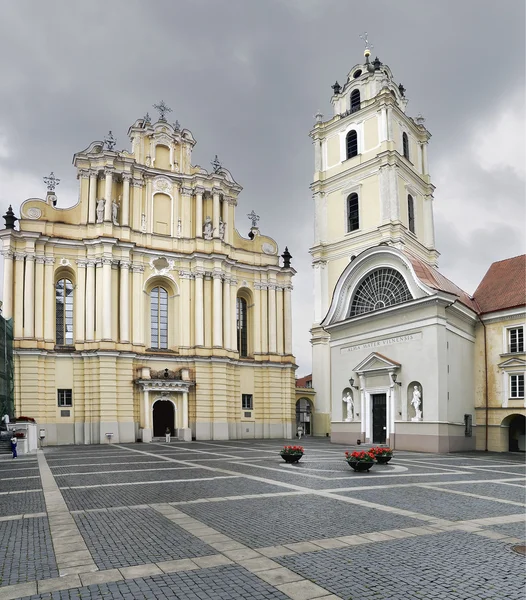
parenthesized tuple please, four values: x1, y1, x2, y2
(481, 317, 489, 452)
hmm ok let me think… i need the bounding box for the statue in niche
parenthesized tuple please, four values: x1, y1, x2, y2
(203, 216, 214, 240)
(112, 199, 119, 225)
(96, 198, 105, 223)
(219, 219, 226, 240)
(411, 385, 422, 421)
(177, 218, 182, 237)
(343, 391, 354, 422)
(141, 213, 146, 233)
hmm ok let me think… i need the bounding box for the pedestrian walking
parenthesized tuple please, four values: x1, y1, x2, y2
(297, 425, 303, 440)
(10, 436, 17, 459)
(165, 427, 171, 443)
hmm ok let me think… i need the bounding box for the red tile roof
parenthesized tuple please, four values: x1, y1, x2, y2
(473, 255, 526, 314)
(405, 253, 479, 312)
(296, 374, 312, 388)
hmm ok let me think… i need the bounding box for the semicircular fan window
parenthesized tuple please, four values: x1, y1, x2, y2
(348, 268, 413, 317)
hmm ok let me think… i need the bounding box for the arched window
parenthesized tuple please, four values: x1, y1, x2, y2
(151, 287, 168, 349)
(408, 195, 415, 233)
(56, 279, 74, 345)
(236, 297, 248, 357)
(350, 89, 361, 113)
(347, 193, 359, 232)
(348, 268, 413, 317)
(402, 132, 410, 160)
(346, 130, 358, 159)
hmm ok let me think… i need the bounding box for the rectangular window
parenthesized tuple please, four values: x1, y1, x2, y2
(57, 389, 72, 407)
(241, 394, 253, 410)
(509, 328, 524, 353)
(510, 374, 525, 398)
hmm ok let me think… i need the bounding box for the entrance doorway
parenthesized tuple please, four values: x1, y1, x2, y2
(508, 414, 526, 452)
(372, 394, 386, 443)
(153, 400, 175, 437)
(296, 398, 313, 436)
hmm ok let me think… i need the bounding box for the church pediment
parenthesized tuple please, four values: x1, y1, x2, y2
(354, 352, 401, 373)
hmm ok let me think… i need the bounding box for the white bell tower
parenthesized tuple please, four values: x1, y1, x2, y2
(310, 37, 438, 436)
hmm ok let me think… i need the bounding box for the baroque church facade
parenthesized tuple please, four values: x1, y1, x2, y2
(310, 47, 491, 452)
(0, 108, 296, 444)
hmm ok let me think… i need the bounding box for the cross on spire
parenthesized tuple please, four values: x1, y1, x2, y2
(104, 131, 116, 151)
(359, 31, 374, 57)
(43, 172, 60, 192)
(211, 155, 222, 173)
(153, 100, 172, 121)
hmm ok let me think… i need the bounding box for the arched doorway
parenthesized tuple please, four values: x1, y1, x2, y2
(153, 400, 175, 437)
(505, 414, 526, 452)
(296, 398, 313, 436)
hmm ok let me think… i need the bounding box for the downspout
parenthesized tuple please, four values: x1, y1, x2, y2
(481, 317, 489, 452)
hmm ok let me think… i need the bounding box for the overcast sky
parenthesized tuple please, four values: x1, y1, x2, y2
(0, 0, 524, 375)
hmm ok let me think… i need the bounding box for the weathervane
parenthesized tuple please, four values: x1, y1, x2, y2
(247, 210, 260, 228)
(359, 32, 373, 53)
(211, 155, 222, 173)
(104, 131, 116, 151)
(153, 100, 172, 121)
(43, 172, 60, 192)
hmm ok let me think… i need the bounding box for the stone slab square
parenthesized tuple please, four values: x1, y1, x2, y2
(283, 541, 321, 553)
(59, 564, 98, 577)
(222, 547, 262, 561)
(210, 540, 247, 551)
(257, 545, 299, 557)
(37, 574, 81, 593)
(236, 557, 281, 572)
(336, 535, 371, 545)
(119, 563, 163, 579)
(310, 538, 349, 550)
(79, 568, 122, 586)
(191, 554, 234, 568)
(277, 579, 331, 600)
(0, 582, 38, 600)
(156, 558, 200, 573)
(360, 532, 398, 542)
(255, 567, 304, 585)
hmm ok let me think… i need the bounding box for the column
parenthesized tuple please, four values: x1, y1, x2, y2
(34, 256, 44, 339)
(423, 195, 436, 248)
(121, 174, 131, 227)
(132, 179, 143, 231)
(85, 260, 95, 341)
(283, 284, 292, 355)
(276, 285, 284, 354)
(221, 197, 229, 243)
(145, 176, 153, 233)
(253, 284, 261, 354)
(212, 189, 220, 238)
(143, 389, 150, 429)
(131, 264, 144, 345)
(180, 273, 191, 347)
(88, 170, 98, 224)
(182, 391, 189, 428)
(268, 283, 277, 353)
(195, 187, 204, 237)
(422, 142, 429, 175)
(212, 272, 223, 347)
(95, 260, 103, 340)
(230, 278, 237, 352)
(194, 272, 204, 346)
(43, 257, 55, 342)
(181, 186, 192, 238)
(79, 170, 90, 223)
(222, 276, 231, 349)
(102, 257, 112, 340)
(119, 261, 130, 343)
(75, 260, 86, 343)
(103, 167, 113, 221)
(2, 250, 14, 319)
(260, 283, 268, 354)
(13, 253, 25, 339)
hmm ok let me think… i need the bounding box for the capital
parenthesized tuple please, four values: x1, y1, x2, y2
(121, 173, 133, 182)
(132, 178, 143, 188)
(24, 254, 35, 262)
(131, 263, 145, 273)
(76, 259, 88, 268)
(1, 249, 14, 260)
(35, 255, 46, 264)
(104, 166, 115, 176)
(14, 252, 27, 261)
(180, 186, 193, 196)
(101, 257, 113, 266)
(120, 260, 131, 270)
(194, 186, 205, 196)
(78, 169, 90, 179)
(44, 257, 55, 265)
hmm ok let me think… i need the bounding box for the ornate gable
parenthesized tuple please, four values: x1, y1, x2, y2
(353, 352, 401, 374)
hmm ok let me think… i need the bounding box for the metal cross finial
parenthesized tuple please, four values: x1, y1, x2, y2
(359, 32, 373, 51)
(153, 100, 172, 121)
(104, 131, 116, 151)
(143, 112, 151, 124)
(211, 155, 222, 173)
(247, 210, 260, 228)
(43, 172, 60, 192)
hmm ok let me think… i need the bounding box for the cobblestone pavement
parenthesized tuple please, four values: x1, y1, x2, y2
(0, 439, 524, 599)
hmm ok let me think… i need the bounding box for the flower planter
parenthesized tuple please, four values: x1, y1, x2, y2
(376, 455, 392, 464)
(281, 453, 303, 463)
(347, 459, 374, 472)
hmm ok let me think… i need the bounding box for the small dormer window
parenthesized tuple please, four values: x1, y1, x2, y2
(350, 90, 361, 113)
(403, 132, 410, 160)
(353, 69, 362, 79)
(346, 130, 358, 159)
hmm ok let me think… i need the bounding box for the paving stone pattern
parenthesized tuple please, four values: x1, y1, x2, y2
(0, 517, 58, 587)
(277, 531, 526, 600)
(432, 481, 526, 503)
(74, 507, 215, 569)
(0, 491, 46, 517)
(485, 521, 526, 539)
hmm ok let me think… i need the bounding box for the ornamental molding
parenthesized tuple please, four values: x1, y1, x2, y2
(153, 176, 172, 193)
(44, 257, 55, 265)
(25, 207, 42, 220)
(120, 261, 131, 270)
(180, 186, 193, 196)
(35, 255, 46, 264)
(79, 169, 90, 179)
(212, 271, 223, 280)
(132, 178, 144, 188)
(14, 252, 27, 261)
(104, 166, 115, 176)
(1, 249, 14, 259)
(262, 242, 277, 255)
(137, 380, 194, 393)
(86, 259, 97, 268)
(149, 256, 175, 276)
(194, 186, 205, 195)
(25, 255, 35, 262)
(212, 187, 223, 196)
(254, 282, 267, 290)
(178, 270, 194, 280)
(89, 169, 99, 178)
(121, 173, 133, 182)
(76, 259, 88, 268)
(131, 263, 145, 273)
(101, 257, 113, 266)
(59, 257, 71, 267)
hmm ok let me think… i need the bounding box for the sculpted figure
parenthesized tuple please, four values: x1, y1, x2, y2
(96, 198, 105, 223)
(203, 216, 214, 240)
(219, 220, 226, 240)
(112, 199, 119, 225)
(343, 391, 354, 422)
(411, 385, 422, 421)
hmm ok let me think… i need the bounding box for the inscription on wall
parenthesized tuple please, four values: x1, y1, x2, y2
(340, 332, 422, 354)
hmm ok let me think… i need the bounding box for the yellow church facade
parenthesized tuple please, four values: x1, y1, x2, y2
(0, 108, 296, 444)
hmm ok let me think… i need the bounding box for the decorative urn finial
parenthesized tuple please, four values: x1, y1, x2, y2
(281, 246, 292, 268)
(331, 81, 341, 95)
(3, 205, 17, 230)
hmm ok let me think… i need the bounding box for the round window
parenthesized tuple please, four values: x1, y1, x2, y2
(353, 69, 362, 79)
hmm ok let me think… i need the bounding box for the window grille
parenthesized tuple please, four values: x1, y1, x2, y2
(346, 130, 358, 159)
(347, 193, 359, 232)
(55, 279, 74, 345)
(349, 268, 413, 317)
(151, 287, 168, 349)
